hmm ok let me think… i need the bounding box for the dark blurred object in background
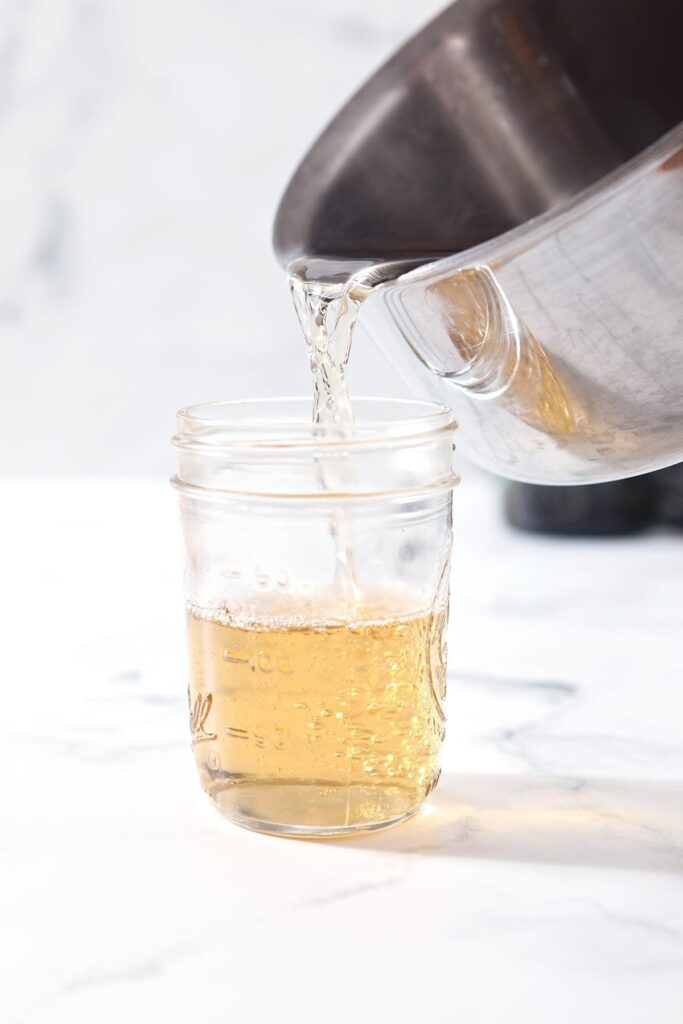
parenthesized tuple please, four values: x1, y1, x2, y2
(505, 466, 683, 535)
(505, 478, 656, 536)
(652, 464, 683, 527)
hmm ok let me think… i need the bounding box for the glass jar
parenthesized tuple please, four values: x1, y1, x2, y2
(172, 397, 458, 837)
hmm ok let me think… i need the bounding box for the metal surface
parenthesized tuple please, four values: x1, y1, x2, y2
(274, 0, 683, 484)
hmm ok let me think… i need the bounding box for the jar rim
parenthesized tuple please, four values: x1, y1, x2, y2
(172, 396, 457, 453)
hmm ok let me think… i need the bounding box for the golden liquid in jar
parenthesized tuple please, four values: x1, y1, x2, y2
(187, 600, 447, 835)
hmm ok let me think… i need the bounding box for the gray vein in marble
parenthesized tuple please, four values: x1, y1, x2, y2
(594, 808, 683, 866)
(587, 904, 683, 947)
(292, 876, 404, 909)
(506, 732, 683, 779)
(453, 672, 683, 780)
(453, 670, 578, 698)
(455, 669, 581, 780)
(64, 960, 164, 992)
(550, 897, 683, 969)
(55, 941, 198, 1016)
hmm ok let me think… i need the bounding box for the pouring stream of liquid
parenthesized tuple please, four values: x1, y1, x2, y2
(289, 272, 375, 611)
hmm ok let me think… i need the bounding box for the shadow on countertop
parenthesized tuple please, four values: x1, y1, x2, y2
(329, 773, 683, 874)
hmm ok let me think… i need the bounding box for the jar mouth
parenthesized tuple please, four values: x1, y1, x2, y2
(172, 396, 459, 504)
(172, 396, 457, 453)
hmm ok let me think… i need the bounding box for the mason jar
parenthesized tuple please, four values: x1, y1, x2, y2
(172, 397, 458, 837)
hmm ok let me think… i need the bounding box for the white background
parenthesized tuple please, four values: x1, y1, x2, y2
(0, 0, 448, 475)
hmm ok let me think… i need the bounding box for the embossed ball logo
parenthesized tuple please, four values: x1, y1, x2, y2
(426, 553, 450, 740)
(428, 602, 448, 729)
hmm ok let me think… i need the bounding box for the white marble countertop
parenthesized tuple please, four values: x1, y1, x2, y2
(3, 475, 683, 1023)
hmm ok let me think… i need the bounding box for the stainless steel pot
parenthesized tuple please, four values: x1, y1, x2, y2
(274, 0, 683, 483)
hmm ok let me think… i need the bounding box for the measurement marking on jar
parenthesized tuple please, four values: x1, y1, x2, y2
(225, 725, 249, 740)
(224, 723, 290, 750)
(222, 649, 249, 664)
(254, 652, 294, 675)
